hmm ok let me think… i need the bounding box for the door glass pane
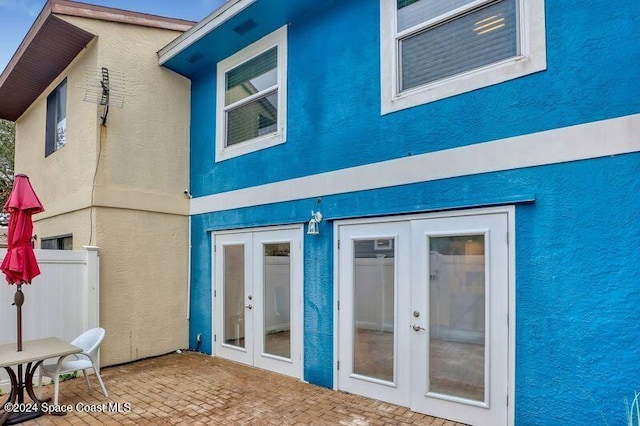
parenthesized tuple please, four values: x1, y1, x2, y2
(263, 243, 291, 359)
(224, 245, 245, 348)
(400, 0, 517, 91)
(353, 239, 395, 382)
(429, 235, 485, 401)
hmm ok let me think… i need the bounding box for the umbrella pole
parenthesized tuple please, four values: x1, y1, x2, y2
(15, 283, 24, 352)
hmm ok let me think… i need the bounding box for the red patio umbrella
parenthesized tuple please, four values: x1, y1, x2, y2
(1, 174, 44, 351)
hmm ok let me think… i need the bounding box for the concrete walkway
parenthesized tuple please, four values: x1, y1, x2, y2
(22, 352, 465, 425)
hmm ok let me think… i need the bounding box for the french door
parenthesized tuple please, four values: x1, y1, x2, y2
(337, 211, 511, 426)
(214, 227, 303, 378)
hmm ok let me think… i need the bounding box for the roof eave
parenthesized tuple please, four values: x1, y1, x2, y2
(158, 0, 253, 66)
(0, 15, 96, 121)
(0, 1, 53, 92)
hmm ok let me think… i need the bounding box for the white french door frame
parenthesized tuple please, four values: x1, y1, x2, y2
(212, 224, 304, 380)
(333, 206, 516, 426)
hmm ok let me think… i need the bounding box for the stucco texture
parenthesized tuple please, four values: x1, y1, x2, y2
(31, 210, 92, 248)
(178, 0, 640, 423)
(183, 0, 640, 420)
(13, 15, 191, 366)
(190, 153, 640, 425)
(95, 208, 188, 365)
(14, 36, 98, 218)
(60, 15, 191, 214)
(188, 0, 640, 197)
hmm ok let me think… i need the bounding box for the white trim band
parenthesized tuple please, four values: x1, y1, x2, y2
(191, 113, 640, 215)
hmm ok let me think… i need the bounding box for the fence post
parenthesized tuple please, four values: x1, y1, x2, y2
(84, 246, 100, 330)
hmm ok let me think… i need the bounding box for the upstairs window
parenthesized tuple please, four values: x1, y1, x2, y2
(381, 0, 546, 114)
(216, 26, 287, 162)
(45, 79, 67, 156)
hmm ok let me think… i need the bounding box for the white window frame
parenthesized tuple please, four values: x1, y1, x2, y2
(380, 0, 546, 114)
(215, 25, 288, 162)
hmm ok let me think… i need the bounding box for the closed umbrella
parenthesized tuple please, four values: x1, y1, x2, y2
(1, 174, 44, 352)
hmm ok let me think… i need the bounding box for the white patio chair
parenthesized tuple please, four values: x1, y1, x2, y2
(38, 327, 109, 405)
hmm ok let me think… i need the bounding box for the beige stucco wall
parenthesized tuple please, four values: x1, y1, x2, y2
(61, 15, 191, 214)
(95, 207, 188, 365)
(30, 209, 92, 249)
(13, 15, 191, 366)
(14, 38, 99, 222)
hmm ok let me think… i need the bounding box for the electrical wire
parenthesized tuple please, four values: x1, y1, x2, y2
(89, 124, 105, 246)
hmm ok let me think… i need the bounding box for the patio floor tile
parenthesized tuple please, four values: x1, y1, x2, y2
(14, 352, 467, 425)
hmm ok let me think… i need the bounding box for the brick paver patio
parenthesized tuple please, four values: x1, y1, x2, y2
(15, 351, 466, 425)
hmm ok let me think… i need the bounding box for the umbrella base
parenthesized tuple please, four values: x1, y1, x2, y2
(0, 362, 53, 425)
(3, 410, 43, 425)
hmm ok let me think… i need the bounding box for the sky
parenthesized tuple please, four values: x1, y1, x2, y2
(0, 0, 226, 72)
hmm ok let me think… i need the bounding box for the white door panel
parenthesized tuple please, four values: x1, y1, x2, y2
(337, 222, 411, 406)
(410, 213, 509, 426)
(253, 229, 303, 378)
(214, 232, 253, 365)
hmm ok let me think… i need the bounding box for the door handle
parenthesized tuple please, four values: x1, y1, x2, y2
(412, 324, 425, 331)
(245, 304, 253, 310)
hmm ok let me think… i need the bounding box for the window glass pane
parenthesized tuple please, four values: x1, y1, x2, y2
(45, 95, 56, 156)
(353, 239, 395, 383)
(41, 236, 72, 250)
(46, 80, 67, 155)
(226, 47, 277, 106)
(226, 92, 278, 147)
(429, 235, 485, 401)
(56, 80, 67, 121)
(60, 236, 72, 250)
(41, 239, 57, 250)
(56, 81, 67, 150)
(263, 243, 291, 359)
(224, 245, 246, 349)
(56, 118, 67, 150)
(397, 0, 477, 32)
(400, 0, 517, 91)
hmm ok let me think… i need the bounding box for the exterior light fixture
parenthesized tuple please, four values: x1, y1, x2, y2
(307, 211, 323, 235)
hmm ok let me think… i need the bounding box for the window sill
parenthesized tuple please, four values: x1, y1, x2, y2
(382, 54, 546, 115)
(215, 131, 286, 162)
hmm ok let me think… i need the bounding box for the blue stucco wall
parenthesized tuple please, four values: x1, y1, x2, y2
(184, 0, 640, 424)
(189, 153, 640, 424)
(513, 157, 640, 425)
(188, 0, 640, 197)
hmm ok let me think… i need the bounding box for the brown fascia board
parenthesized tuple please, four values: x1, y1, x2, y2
(0, 15, 95, 121)
(0, 1, 54, 92)
(50, 0, 195, 32)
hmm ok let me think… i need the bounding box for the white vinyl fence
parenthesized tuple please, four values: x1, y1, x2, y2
(0, 247, 99, 391)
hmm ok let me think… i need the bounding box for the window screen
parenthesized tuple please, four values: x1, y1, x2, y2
(398, 0, 518, 91)
(224, 48, 278, 147)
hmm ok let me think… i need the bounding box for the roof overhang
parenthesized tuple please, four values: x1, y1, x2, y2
(159, 0, 333, 78)
(0, 0, 195, 122)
